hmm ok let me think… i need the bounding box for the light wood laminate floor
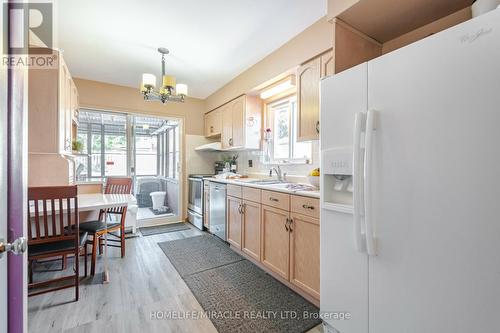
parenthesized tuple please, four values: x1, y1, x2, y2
(28, 224, 323, 333)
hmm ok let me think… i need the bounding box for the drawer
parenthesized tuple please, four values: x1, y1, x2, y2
(261, 190, 289, 211)
(291, 195, 320, 219)
(242, 186, 261, 202)
(227, 184, 242, 198)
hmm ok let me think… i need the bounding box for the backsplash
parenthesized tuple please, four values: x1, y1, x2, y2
(235, 141, 320, 181)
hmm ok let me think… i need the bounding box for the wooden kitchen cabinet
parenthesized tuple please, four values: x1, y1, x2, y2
(289, 213, 320, 300)
(242, 200, 261, 261)
(204, 108, 222, 137)
(297, 57, 321, 142)
(321, 50, 334, 77)
(28, 50, 79, 186)
(261, 205, 290, 280)
(57, 57, 75, 154)
(221, 103, 233, 149)
(223, 185, 320, 301)
(297, 49, 334, 141)
(219, 95, 262, 150)
(227, 195, 242, 249)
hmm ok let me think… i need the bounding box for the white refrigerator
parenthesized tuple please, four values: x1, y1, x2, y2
(320, 9, 500, 333)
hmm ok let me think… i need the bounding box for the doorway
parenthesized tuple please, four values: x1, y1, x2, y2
(74, 110, 183, 227)
(132, 116, 181, 225)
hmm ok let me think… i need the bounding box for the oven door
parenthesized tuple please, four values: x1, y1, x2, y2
(188, 177, 203, 214)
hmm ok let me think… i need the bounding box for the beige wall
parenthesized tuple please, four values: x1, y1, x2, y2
(327, 0, 359, 20)
(74, 78, 206, 136)
(205, 17, 334, 111)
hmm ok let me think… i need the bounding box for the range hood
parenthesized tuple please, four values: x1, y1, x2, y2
(194, 141, 222, 151)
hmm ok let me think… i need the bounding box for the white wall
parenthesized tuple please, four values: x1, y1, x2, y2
(235, 141, 320, 182)
(185, 135, 222, 175)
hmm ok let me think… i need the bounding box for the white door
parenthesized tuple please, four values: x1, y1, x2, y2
(320, 64, 369, 333)
(367, 10, 500, 333)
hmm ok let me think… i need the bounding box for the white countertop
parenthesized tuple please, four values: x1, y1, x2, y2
(29, 193, 137, 215)
(205, 177, 320, 199)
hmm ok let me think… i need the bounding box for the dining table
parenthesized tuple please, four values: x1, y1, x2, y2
(29, 193, 137, 284)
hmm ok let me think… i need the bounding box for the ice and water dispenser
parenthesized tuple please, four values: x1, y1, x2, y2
(322, 148, 354, 210)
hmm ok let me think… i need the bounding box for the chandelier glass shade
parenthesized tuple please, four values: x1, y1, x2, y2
(140, 48, 188, 103)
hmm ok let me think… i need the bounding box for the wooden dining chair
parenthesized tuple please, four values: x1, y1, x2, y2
(27, 185, 88, 301)
(80, 177, 132, 275)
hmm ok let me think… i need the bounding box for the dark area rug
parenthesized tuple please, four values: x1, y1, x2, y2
(158, 235, 320, 333)
(158, 235, 243, 276)
(140, 222, 190, 236)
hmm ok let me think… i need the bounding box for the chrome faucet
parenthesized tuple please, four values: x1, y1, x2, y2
(269, 166, 284, 182)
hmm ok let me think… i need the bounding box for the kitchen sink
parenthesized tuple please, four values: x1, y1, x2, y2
(248, 179, 288, 185)
(247, 180, 315, 191)
(271, 183, 316, 191)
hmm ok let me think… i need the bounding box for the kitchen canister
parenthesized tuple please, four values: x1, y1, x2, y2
(472, 0, 500, 17)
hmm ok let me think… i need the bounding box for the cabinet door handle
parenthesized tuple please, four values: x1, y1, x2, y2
(302, 204, 315, 210)
(241, 203, 245, 215)
(285, 218, 289, 232)
(269, 197, 279, 202)
(237, 204, 242, 214)
(210, 126, 214, 133)
(229, 138, 233, 146)
(316, 121, 320, 134)
(289, 218, 293, 232)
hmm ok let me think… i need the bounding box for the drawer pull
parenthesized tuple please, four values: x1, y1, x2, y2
(302, 204, 315, 210)
(269, 197, 279, 202)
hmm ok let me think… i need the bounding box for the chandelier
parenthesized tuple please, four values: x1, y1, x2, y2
(140, 47, 188, 103)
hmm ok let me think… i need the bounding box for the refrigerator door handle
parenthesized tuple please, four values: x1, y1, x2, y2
(353, 112, 366, 253)
(364, 109, 377, 256)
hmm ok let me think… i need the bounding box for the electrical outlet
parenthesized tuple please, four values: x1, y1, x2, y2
(248, 159, 253, 167)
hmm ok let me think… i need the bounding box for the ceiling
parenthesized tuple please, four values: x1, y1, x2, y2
(56, 0, 327, 99)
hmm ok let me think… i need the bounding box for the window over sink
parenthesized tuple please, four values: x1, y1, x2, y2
(265, 95, 312, 164)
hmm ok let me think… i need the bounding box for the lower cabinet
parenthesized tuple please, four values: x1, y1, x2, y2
(225, 188, 320, 301)
(289, 213, 320, 300)
(261, 205, 290, 280)
(242, 200, 261, 261)
(227, 195, 242, 249)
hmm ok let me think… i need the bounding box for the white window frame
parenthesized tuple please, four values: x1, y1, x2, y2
(265, 95, 312, 165)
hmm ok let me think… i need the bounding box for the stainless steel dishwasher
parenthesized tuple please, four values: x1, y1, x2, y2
(209, 182, 226, 241)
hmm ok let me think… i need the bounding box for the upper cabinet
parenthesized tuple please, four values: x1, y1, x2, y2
(297, 49, 333, 142)
(29, 53, 79, 155)
(28, 50, 79, 186)
(204, 108, 222, 137)
(206, 94, 262, 150)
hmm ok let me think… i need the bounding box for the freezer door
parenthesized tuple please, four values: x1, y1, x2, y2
(320, 64, 369, 333)
(367, 10, 500, 333)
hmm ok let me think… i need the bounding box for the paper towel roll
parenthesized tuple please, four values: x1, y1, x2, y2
(472, 0, 500, 17)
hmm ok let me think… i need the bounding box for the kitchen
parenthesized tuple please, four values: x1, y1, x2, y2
(2, 0, 500, 333)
